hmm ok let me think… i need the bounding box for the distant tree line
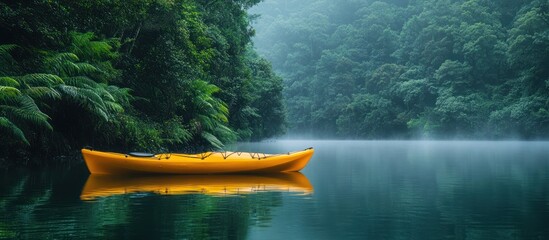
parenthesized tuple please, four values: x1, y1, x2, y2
(0, 0, 285, 164)
(252, 0, 549, 138)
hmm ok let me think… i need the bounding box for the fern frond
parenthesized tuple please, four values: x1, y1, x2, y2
(56, 85, 109, 120)
(0, 86, 21, 100)
(215, 111, 229, 123)
(89, 41, 114, 57)
(23, 87, 61, 100)
(106, 85, 133, 105)
(196, 114, 215, 131)
(57, 85, 105, 108)
(56, 61, 80, 77)
(0, 116, 29, 145)
(70, 32, 114, 60)
(163, 121, 192, 144)
(63, 76, 99, 88)
(0, 45, 18, 75)
(194, 97, 214, 111)
(97, 84, 115, 102)
(215, 101, 230, 118)
(0, 95, 52, 130)
(193, 80, 220, 95)
(201, 131, 224, 149)
(44, 52, 80, 76)
(45, 52, 103, 77)
(93, 105, 109, 121)
(55, 84, 78, 98)
(215, 124, 235, 135)
(20, 74, 64, 87)
(75, 62, 101, 75)
(77, 88, 107, 110)
(105, 101, 124, 113)
(71, 32, 94, 46)
(15, 95, 51, 129)
(0, 44, 17, 55)
(215, 124, 236, 138)
(51, 52, 80, 62)
(173, 127, 192, 143)
(0, 77, 20, 87)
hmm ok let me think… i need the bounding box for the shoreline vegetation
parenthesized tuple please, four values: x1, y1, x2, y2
(2, 0, 548, 167)
(0, 0, 285, 166)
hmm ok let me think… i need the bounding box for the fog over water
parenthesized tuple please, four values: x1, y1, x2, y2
(2, 140, 548, 239)
(1, 1, 548, 239)
(244, 140, 549, 240)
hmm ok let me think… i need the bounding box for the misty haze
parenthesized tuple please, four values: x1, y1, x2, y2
(251, 0, 548, 139)
(1, 0, 548, 239)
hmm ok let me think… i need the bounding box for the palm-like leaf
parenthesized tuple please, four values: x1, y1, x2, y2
(192, 80, 220, 95)
(0, 116, 29, 145)
(188, 79, 236, 146)
(0, 95, 52, 130)
(195, 114, 215, 131)
(20, 74, 64, 87)
(106, 85, 132, 106)
(63, 76, 99, 88)
(44, 52, 80, 76)
(0, 86, 21, 100)
(201, 131, 224, 149)
(44, 52, 106, 78)
(162, 119, 193, 144)
(0, 44, 17, 55)
(56, 85, 109, 120)
(0, 44, 18, 77)
(97, 84, 116, 102)
(0, 77, 20, 87)
(58, 84, 105, 106)
(22, 87, 61, 100)
(1, 35, 127, 147)
(70, 32, 115, 60)
(213, 123, 237, 143)
(75, 62, 103, 76)
(0, 44, 17, 64)
(104, 101, 124, 113)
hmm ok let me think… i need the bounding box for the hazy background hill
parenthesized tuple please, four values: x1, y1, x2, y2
(251, 0, 549, 139)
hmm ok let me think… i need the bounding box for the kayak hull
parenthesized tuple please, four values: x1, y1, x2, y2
(81, 148, 314, 174)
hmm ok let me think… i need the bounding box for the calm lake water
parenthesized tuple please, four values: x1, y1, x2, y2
(1, 140, 548, 239)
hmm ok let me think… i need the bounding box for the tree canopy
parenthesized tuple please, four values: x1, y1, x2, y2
(0, 0, 285, 164)
(251, 0, 548, 139)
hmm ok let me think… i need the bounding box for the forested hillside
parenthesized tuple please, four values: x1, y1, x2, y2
(252, 0, 549, 138)
(0, 0, 285, 164)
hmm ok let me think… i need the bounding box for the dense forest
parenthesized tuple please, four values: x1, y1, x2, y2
(0, 0, 285, 164)
(251, 0, 549, 138)
(1, 0, 548, 165)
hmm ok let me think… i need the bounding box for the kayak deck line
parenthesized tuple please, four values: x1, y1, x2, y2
(154, 147, 315, 160)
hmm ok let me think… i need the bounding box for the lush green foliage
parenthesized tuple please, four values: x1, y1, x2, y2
(252, 0, 549, 138)
(0, 0, 285, 163)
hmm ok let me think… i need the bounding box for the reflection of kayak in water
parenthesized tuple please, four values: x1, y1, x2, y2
(81, 148, 314, 174)
(80, 172, 314, 200)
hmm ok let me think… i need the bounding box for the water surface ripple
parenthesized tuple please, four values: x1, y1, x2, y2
(1, 141, 548, 239)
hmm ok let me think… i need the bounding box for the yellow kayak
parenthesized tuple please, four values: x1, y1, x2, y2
(80, 172, 313, 200)
(81, 148, 314, 174)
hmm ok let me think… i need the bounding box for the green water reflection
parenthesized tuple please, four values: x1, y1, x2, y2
(1, 141, 549, 239)
(0, 166, 312, 239)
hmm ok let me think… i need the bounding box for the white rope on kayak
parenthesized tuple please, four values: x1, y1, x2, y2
(160, 147, 312, 160)
(156, 153, 172, 160)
